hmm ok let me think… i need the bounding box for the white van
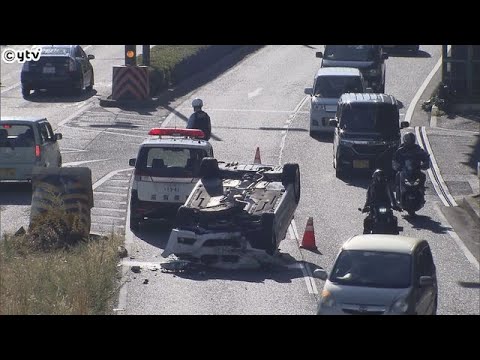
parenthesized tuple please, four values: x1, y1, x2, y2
(309, 67, 365, 135)
(0, 117, 62, 181)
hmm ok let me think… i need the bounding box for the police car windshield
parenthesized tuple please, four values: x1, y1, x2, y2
(330, 250, 411, 288)
(314, 76, 363, 98)
(324, 45, 376, 62)
(137, 147, 208, 178)
(340, 103, 399, 136)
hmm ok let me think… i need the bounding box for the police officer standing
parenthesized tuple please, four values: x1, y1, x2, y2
(187, 98, 211, 141)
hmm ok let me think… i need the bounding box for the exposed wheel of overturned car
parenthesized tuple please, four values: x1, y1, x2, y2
(282, 163, 301, 204)
(200, 157, 220, 178)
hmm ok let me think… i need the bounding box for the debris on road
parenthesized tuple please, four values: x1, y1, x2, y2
(131, 266, 141, 273)
(118, 245, 128, 258)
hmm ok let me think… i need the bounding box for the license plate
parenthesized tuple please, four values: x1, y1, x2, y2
(353, 160, 369, 169)
(0, 168, 16, 177)
(163, 186, 179, 193)
(43, 66, 55, 74)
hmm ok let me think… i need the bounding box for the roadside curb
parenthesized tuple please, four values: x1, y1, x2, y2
(99, 96, 159, 109)
(459, 194, 480, 223)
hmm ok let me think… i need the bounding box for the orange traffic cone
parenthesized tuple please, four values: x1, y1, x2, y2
(300, 217, 317, 250)
(254, 147, 262, 164)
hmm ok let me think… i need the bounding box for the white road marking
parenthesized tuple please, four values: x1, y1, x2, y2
(288, 221, 319, 295)
(92, 168, 133, 190)
(279, 96, 309, 165)
(57, 102, 96, 127)
(176, 107, 310, 114)
(248, 87, 263, 99)
(61, 147, 88, 154)
(61, 124, 146, 139)
(92, 207, 126, 212)
(434, 203, 480, 271)
(420, 126, 457, 206)
(404, 45, 451, 124)
(63, 159, 110, 167)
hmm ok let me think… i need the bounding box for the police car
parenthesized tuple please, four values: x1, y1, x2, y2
(128, 128, 214, 230)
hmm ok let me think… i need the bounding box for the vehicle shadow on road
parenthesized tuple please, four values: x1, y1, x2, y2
(402, 214, 451, 234)
(132, 221, 173, 249)
(385, 50, 431, 58)
(172, 256, 322, 284)
(310, 132, 334, 143)
(27, 89, 97, 103)
(0, 183, 32, 205)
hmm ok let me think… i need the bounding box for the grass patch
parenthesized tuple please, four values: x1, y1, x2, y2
(138, 45, 208, 94)
(0, 232, 123, 315)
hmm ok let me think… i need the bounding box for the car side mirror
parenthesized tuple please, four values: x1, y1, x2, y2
(55, 133, 62, 141)
(365, 87, 374, 93)
(329, 119, 338, 127)
(88, 54, 95, 60)
(400, 121, 409, 129)
(129, 158, 136, 167)
(382, 53, 389, 60)
(304, 87, 313, 96)
(316, 51, 323, 58)
(313, 269, 328, 281)
(419, 276, 433, 287)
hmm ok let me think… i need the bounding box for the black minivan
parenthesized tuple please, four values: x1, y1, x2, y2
(317, 45, 388, 93)
(330, 93, 409, 178)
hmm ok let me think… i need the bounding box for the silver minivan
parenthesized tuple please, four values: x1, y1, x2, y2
(309, 67, 365, 135)
(0, 117, 63, 181)
(314, 234, 438, 315)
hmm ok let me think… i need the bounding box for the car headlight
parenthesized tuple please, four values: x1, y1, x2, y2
(320, 290, 336, 308)
(379, 207, 388, 214)
(313, 103, 326, 111)
(390, 297, 409, 313)
(368, 69, 380, 76)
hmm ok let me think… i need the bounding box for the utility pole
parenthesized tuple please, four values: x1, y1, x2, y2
(143, 45, 151, 66)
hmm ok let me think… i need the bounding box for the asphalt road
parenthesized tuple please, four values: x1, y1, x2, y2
(1, 45, 478, 315)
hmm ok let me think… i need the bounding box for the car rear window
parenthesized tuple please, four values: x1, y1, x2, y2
(137, 147, 209, 178)
(314, 76, 364, 98)
(324, 45, 377, 62)
(330, 250, 411, 288)
(0, 123, 35, 147)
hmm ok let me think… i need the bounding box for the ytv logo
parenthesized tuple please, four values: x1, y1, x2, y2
(2, 46, 41, 63)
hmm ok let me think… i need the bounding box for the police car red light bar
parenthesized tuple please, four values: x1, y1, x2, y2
(148, 128, 205, 139)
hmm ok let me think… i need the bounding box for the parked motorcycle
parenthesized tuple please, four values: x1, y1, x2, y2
(395, 159, 428, 217)
(359, 204, 399, 235)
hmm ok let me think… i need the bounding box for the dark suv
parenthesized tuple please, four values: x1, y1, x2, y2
(317, 45, 388, 93)
(330, 93, 409, 178)
(21, 45, 95, 98)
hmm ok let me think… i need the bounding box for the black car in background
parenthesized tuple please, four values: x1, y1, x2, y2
(21, 45, 95, 98)
(316, 45, 388, 93)
(330, 93, 409, 178)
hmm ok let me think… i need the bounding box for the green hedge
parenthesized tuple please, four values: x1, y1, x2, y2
(138, 45, 247, 95)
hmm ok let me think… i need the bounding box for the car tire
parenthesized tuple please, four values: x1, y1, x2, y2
(58, 156, 62, 168)
(176, 206, 195, 227)
(22, 87, 31, 98)
(200, 157, 219, 179)
(130, 214, 141, 231)
(86, 72, 94, 92)
(261, 212, 277, 255)
(282, 163, 300, 204)
(75, 79, 84, 95)
(408, 210, 416, 217)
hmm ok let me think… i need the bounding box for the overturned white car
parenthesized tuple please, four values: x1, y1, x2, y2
(162, 158, 300, 266)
